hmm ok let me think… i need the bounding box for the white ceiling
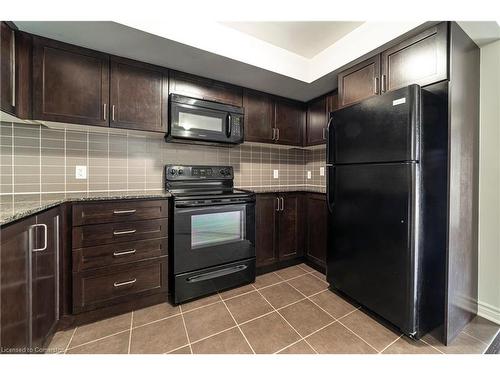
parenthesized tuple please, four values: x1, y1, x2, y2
(220, 21, 364, 58)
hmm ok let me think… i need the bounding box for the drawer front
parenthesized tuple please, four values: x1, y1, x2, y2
(72, 218, 168, 248)
(72, 199, 169, 226)
(73, 237, 168, 272)
(73, 259, 168, 312)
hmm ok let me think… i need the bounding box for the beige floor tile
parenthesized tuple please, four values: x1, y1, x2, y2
(259, 282, 304, 309)
(275, 265, 307, 280)
(253, 272, 283, 289)
(169, 345, 192, 354)
(67, 332, 129, 354)
(180, 293, 221, 313)
(309, 290, 358, 318)
(339, 309, 400, 352)
(278, 340, 316, 354)
(423, 331, 488, 354)
(307, 322, 377, 354)
(463, 315, 500, 344)
(382, 336, 441, 354)
(46, 329, 75, 353)
(224, 291, 274, 324)
(130, 315, 188, 354)
(191, 328, 253, 354)
(133, 302, 181, 327)
(219, 283, 255, 300)
(287, 274, 329, 296)
(240, 312, 301, 354)
(297, 263, 317, 273)
(279, 299, 334, 336)
(183, 302, 235, 342)
(311, 270, 326, 281)
(69, 313, 131, 348)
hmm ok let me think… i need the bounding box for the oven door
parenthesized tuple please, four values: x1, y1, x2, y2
(173, 201, 256, 274)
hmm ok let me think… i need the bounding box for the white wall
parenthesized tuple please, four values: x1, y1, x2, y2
(478, 39, 500, 324)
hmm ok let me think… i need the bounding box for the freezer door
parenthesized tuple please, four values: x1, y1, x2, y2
(327, 163, 417, 335)
(327, 85, 420, 165)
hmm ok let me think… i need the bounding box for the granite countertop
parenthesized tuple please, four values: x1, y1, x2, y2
(243, 186, 326, 194)
(0, 191, 172, 226)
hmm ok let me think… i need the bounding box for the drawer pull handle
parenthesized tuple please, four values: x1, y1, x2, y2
(113, 209, 137, 215)
(113, 278, 137, 287)
(113, 229, 137, 236)
(113, 249, 137, 257)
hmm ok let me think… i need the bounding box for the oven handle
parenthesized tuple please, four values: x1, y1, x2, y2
(186, 265, 248, 283)
(175, 199, 254, 208)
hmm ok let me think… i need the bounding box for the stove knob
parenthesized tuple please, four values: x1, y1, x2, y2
(170, 169, 177, 175)
(220, 169, 227, 176)
(178, 169, 184, 175)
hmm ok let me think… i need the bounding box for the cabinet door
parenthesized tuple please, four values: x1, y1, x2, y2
(1, 22, 15, 115)
(255, 194, 278, 267)
(274, 99, 304, 146)
(31, 208, 59, 349)
(381, 23, 448, 93)
(243, 89, 274, 143)
(306, 194, 327, 267)
(110, 58, 168, 132)
(0, 215, 35, 352)
(278, 193, 304, 261)
(338, 55, 380, 108)
(169, 70, 243, 107)
(33, 36, 109, 127)
(306, 95, 328, 146)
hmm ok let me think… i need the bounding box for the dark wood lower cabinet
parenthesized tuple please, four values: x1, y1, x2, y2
(305, 194, 327, 268)
(0, 207, 60, 353)
(256, 193, 304, 268)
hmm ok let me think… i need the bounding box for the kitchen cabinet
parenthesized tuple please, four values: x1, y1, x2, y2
(32, 36, 110, 127)
(274, 98, 305, 146)
(338, 55, 381, 108)
(381, 22, 447, 93)
(169, 70, 243, 107)
(110, 57, 168, 133)
(0, 207, 60, 352)
(255, 193, 304, 268)
(305, 193, 327, 269)
(306, 91, 338, 146)
(338, 23, 448, 108)
(243, 89, 274, 143)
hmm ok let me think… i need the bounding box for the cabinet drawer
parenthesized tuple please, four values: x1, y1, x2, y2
(73, 237, 168, 272)
(73, 259, 167, 313)
(72, 218, 168, 248)
(72, 199, 168, 226)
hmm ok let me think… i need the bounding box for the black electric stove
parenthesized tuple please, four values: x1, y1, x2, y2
(165, 165, 256, 304)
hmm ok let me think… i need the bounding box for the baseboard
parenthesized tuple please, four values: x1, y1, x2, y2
(477, 300, 500, 325)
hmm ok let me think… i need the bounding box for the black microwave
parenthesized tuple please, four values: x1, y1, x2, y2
(166, 94, 244, 145)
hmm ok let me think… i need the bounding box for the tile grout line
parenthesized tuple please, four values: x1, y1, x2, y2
(65, 328, 131, 351)
(461, 329, 498, 346)
(63, 328, 77, 354)
(336, 319, 380, 353)
(378, 334, 404, 354)
(419, 337, 446, 354)
(178, 305, 193, 354)
(127, 311, 133, 354)
(218, 292, 256, 354)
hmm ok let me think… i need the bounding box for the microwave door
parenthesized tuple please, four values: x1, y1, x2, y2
(171, 104, 229, 141)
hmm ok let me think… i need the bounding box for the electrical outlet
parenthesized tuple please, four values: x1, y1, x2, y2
(320, 167, 325, 176)
(273, 169, 279, 179)
(307, 171, 312, 179)
(75, 165, 87, 180)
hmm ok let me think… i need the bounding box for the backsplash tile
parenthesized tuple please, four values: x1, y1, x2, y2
(0, 121, 326, 207)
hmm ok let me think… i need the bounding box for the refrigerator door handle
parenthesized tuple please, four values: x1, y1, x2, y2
(325, 115, 334, 164)
(326, 166, 335, 214)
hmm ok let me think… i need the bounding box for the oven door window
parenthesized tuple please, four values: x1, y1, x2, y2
(191, 209, 245, 250)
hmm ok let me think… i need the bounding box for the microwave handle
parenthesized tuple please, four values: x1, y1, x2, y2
(226, 113, 232, 137)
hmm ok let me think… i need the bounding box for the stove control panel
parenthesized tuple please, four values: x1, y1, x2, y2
(166, 165, 233, 180)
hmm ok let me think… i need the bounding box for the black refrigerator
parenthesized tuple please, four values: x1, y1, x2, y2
(326, 84, 448, 339)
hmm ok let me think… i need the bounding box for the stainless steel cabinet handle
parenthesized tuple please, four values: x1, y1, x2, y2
(322, 128, 326, 140)
(381, 74, 387, 93)
(103, 103, 107, 120)
(30, 224, 47, 252)
(272, 127, 276, 140)
(113, 278, 137, 287)
(113, 209, 137, 215)
(113, 229, 136, 236)
(275, 197, 280, 212)
(374, 77, 380, 94)
(112, 105, 116, 121)
(11, 30, 15, 107)
(113, 249, 137, 257)
(280, 197, 284, 211)
(276, 128, 280, 141)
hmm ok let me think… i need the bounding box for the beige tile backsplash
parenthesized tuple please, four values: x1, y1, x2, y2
(0, 121, 326, 205)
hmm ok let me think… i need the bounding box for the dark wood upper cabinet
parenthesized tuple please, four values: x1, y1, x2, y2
(338, 55, 380, 108)
(381, 23, 448, 93)
(274, 98, 304, 146)
(110, 57, 168, 132)
(243, 89, 274, 143)
(305, 193, 327, 268)
(1, 22, 16, 115)
(306, 91, 338, 146)
(278, 193, 304, 261)
(169, 70, 243, 107)
(255, 194, 278, 267)
(33, 36, 110, 127)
